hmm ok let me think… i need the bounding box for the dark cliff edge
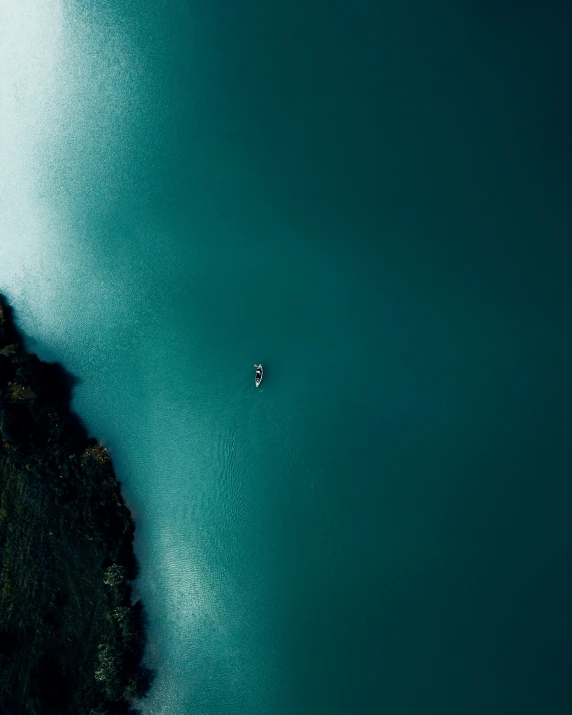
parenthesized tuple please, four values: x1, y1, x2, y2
(0, 296, 153, 715)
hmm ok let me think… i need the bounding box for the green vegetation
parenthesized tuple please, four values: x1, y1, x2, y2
(0, 296, 152, 714)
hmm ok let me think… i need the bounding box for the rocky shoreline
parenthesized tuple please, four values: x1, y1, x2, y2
(0, 296, 152, 714)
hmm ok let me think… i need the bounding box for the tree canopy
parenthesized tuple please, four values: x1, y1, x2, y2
(0, 296, 152, 714)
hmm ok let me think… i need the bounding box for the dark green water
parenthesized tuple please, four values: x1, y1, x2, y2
(1, 1, 572, 713)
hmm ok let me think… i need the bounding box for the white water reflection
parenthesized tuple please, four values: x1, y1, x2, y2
(0, 0, 65, 322)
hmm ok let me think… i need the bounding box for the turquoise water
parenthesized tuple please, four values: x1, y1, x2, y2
(1, 1, 572, 713)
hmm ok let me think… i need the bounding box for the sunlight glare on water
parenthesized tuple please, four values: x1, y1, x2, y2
(0, 0, 65, 317)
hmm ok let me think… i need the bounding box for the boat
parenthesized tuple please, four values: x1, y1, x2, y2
(254, 364, 263, 387)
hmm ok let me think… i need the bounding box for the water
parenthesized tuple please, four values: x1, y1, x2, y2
(1, 1, 572, 713)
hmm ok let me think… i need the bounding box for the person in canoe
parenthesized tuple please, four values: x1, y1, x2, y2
(254, 364, 263, 387)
